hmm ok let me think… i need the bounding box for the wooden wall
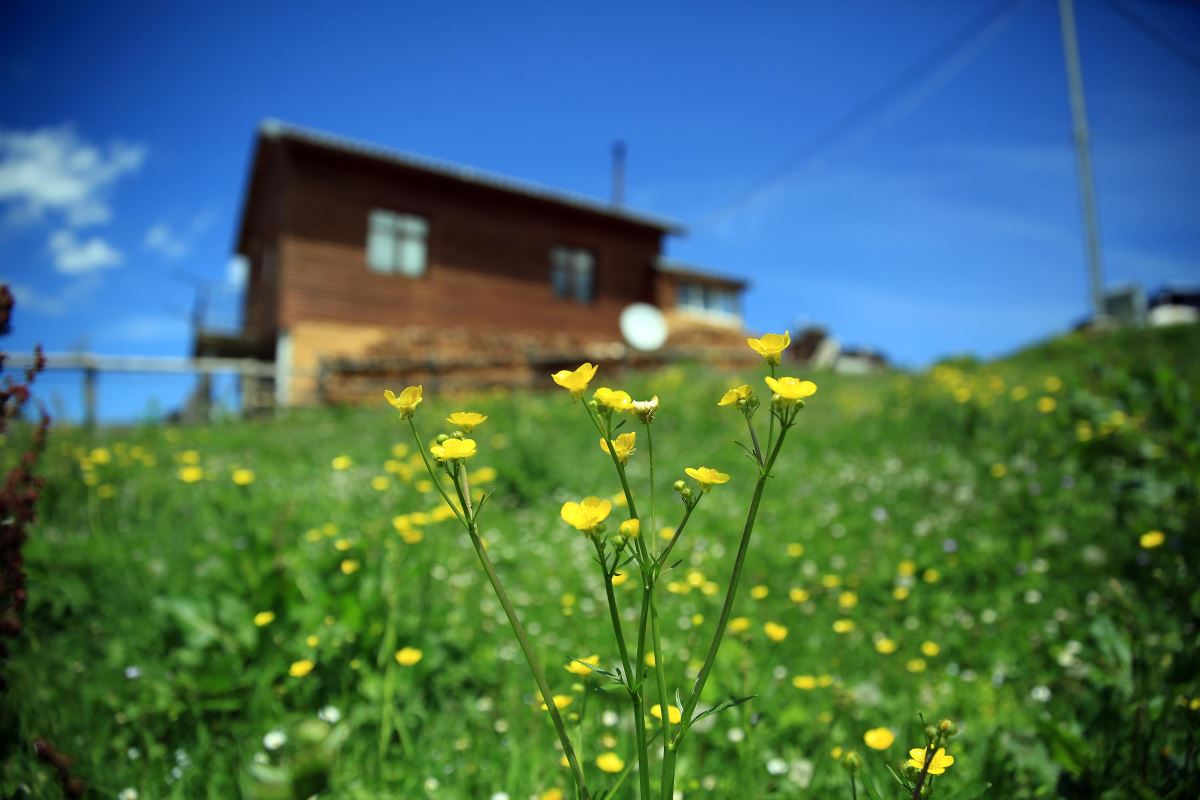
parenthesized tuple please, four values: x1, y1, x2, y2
(273, 143, 665, 341)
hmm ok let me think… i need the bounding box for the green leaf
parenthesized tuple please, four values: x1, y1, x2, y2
(688, 694, 755, 726)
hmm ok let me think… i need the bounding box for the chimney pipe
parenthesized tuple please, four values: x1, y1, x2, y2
(611, 140, 626, 207)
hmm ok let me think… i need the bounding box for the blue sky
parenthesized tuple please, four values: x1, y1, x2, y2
(2, 1, 1198, 421)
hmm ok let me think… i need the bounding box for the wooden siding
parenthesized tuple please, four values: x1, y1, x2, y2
(275, 146, 664, 340)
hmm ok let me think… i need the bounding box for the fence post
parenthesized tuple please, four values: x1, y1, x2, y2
(83, 367, 97, 428)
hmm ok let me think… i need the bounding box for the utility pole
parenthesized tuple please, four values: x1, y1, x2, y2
(1057, 0, 1107, 323)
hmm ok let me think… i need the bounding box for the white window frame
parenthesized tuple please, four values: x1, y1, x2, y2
(367, 209, 429, 277)
(550, 246, 595, 303)
(676, 280, 740, 321)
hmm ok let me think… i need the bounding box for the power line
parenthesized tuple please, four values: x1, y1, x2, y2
(695, 0, 1035, 230)
(1100, 0, 1200, 73)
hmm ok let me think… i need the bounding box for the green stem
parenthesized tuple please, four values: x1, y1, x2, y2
(595, 538, 651, 800)
(656, 502, 698, 572)
(646, 422, 658, 556)
(411, 424, 592, 799)
(649, 599, 673, 795)
(407, 418, 468, 527)
(660, 423, 790, 799)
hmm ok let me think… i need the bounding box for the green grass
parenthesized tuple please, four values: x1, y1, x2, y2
(3, 325, 1199, 799)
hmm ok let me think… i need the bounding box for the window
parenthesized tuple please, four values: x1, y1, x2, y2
(551, 247, 595, 303)
(367, 210, 428, 277)
(677, 281, 739, 317)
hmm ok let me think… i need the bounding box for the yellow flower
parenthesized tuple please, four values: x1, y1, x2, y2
(833, 619, 855, 634)
(789, 587, 810, 603)
(792, 675, 817, 690)
(650, 704, 683, 724)
(1037, 396, 1057, 414)
(839, 591, 858, 609)
(1044, 375, 1063, 393)
(764, 622, 788, 642)
(874, 637, 897, 654)
(750, 584, 769, 599)
(685, 466, 729, 492)
(923, 568, 941, 583)
(718, 384, 752, 407)
(864, 728, 895, 750)
(371, 475, 390, 491)
(764, 375, 817, 403)
(619, 518, 641, 538)
(430, 438, 477, 461)
(384, 385, 423, 419)
(446, 411, 488, 432)
(289, 659, 315, 678)
(232, 468, 255, 486)
(990, 463, 1007, 478)
(178, 466, 204, 483)
(540, 694, 573, 711)
(340, 559, 361, 575)
(907, 746, 955, 775)
(611, 571, 630, 587)
(600, 431, 637, 463)
(893, 586, 911, 601)
(540, 790, 564, 800)
(906, 658, 927, 673)
(593, 387, 633, 412)
(898, 559, 916, 576)
(560, 496, 613, 532)
(747, 330, 791, 364)
(253, 611, 275, 627)
(1140, 530, 1165, 549)
(179, 449, 200, 465)
(306, 635, 320, 647)
(921, 641, 940, 657)
(644, 652, 656, 667)
(551, 363, 599, 399)
(728, 617, 751, 634)
(395, 647, 423, 666)
(786, 542, 805, 557)
(595, 752, 624, 773)
(566, 655, 599, 677)
(331, 455, 352, 470)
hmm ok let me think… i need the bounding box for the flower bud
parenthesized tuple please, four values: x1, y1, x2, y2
(673, 480, 687, 493)
(939, 719, 956, 735)
(925, 725, 938, 742)
(841, 751, 862, 773)
(435, 434, 450, 444)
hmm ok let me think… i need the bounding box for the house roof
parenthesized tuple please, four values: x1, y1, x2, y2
(255, 119, 686, 235)
(656, 258, 749, 290)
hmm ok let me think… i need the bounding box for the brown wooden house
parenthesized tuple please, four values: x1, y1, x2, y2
(201, 121, 749, 405)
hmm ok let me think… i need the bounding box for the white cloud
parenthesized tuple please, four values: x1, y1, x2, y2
(5, 275, 100, 317)
(143, 210, 217, 261)
(47, 230, 122, 274)
(0, 125, 146, 228)
(144, 223, 188, 259)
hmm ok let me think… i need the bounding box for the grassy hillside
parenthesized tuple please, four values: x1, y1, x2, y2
(3, 325, 1198, 798)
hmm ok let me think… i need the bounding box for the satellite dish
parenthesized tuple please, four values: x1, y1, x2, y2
(620, 303, 668, 351)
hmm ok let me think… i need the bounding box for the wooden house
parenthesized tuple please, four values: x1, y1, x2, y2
(200, 121, 749, 405)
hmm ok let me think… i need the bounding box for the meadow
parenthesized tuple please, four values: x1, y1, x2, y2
(2, 324, 1198, 799)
